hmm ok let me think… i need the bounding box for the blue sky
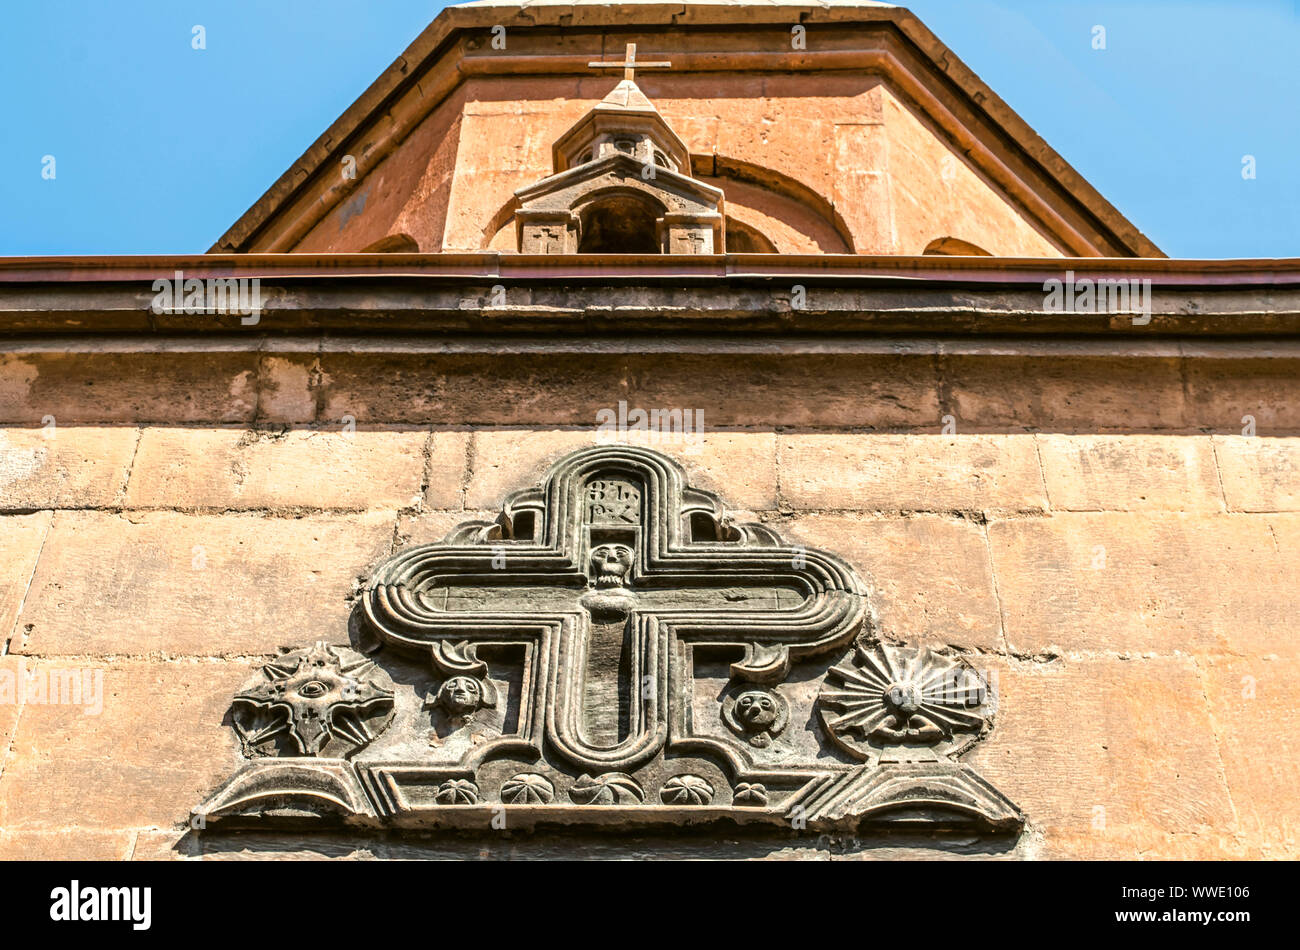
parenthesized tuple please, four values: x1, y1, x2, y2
(1, 0, 1296, 257)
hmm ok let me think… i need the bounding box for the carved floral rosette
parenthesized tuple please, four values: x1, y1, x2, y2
(197, 446, 1023, 834)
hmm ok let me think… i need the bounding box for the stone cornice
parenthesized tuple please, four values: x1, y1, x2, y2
(1, 254, 1297, 338)
(2, 253, 1294, 284)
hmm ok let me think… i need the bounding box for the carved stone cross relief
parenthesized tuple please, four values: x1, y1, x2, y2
(198, 446, 1022, 834)
(363, 447, 863, 777)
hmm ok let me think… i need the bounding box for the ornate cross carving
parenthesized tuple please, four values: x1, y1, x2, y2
(363, 445, 864, 773)
(587, 42, 671, 82)
(198, 446, 1023, 835)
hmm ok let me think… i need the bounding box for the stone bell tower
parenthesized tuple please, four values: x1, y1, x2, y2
(514, 44, 725, 254)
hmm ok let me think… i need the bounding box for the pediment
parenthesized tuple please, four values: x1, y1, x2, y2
(212, 1, 1160, 258)
(516, 153, 724, 216)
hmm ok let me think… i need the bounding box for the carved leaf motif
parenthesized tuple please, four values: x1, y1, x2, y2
(733, 782, 768, 807)
(660, 774, 715, 806)
(431, 640, 489, 679)
(434, 779, 480, 805)
(730, 643, 791, 683)
(500, 773, 556, 805)
(569, 772, 645, 805)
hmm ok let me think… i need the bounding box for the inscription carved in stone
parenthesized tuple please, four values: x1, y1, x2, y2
(198, 446, 1022, 835)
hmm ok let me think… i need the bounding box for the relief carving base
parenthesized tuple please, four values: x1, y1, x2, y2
(198, 446, 1023, 836)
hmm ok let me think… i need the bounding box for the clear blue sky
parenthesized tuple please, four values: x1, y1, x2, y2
(1, 0, 1296, 257)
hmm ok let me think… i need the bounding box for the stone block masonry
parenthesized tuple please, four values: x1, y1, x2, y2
(1, 415, 1296, 858)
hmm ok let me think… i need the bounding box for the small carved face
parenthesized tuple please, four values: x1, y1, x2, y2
(590, 544, 633, 588)
(735, 689, 779, 730)
(722, 685, 789, 748)
(884, 681, 922, 716)
(439, 676, 483, 715)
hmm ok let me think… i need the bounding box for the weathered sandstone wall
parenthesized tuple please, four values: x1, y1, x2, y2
(0, 347, 1295, 859)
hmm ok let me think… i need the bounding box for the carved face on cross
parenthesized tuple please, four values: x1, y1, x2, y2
(590, 543, 633, 588)
(362, 446, 865, 774)
(438, 676, 485, 716)
(722, 684, 790, 748)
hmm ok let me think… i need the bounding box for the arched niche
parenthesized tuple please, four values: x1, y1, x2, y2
(576, 192, 665, 253)
(514, 151, 724, 254)
(360, 233, 420, 253)
(724, 218, 778, 254)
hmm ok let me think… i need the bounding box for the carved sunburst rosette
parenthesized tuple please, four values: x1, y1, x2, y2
(818, 641, 994, 763)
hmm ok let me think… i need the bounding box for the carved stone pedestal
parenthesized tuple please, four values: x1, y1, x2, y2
(516, 211, 579, 254)
(660, 212, 724, 254)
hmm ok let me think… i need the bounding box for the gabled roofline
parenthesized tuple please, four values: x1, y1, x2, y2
(515, 152, 725, 204)
(210, 3, 1163, 258)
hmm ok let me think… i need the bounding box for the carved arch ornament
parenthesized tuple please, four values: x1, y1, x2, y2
(198, 446, 1022, 835)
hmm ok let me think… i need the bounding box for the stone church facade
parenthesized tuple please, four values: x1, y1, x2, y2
(0, 1, 1295, 859)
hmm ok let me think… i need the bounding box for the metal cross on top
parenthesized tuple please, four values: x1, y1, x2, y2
(587, 42, 671, 82)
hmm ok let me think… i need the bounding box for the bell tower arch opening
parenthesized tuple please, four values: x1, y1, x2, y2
(577, 193, 663, 253)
